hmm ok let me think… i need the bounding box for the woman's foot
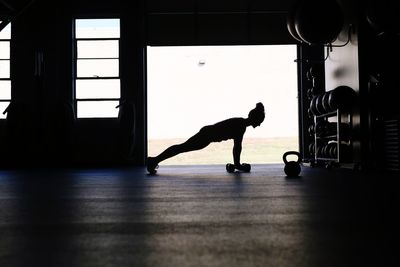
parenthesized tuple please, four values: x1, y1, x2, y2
(147, 157, 159, 174)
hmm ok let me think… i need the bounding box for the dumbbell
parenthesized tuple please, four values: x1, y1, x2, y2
(315, 120, 328, 136)
(308, 124, 315, 136)
(306, 69, 312, 81)
(311, 94, 328, 116)
(321, 142, 336, 158)
(316, 94, 326, 115)
(316, 122, 337, 138)
(316, 145, 323, 158)
(307, 88, 314, 100)
(307, 108, 313, 119)
(310, 95, 319, 115)
(308, 143, 315, 156)
(326, 142, 337, 158)
(322, 91, 331, 113)
(321, 144, 329, 158)
(226, 163, 251, 173)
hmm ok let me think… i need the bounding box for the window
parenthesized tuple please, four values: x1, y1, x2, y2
(74, 19, 120, 118)
(0, 22, 11, 119)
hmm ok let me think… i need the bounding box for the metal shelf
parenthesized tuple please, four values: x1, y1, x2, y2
(313, 109, 352, 167)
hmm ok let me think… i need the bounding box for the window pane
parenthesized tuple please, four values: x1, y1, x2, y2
(75, 19, 120, 38)
(0, 80, 11, 99)
(76, 79, 120, 99)
(0, 60, 10, 78)
(77, 40, 119, 59)
(77, 100, 119, 118)
(0, 22, 11, 39)
(77, 59, 118, 77)
(0, 42, 10, 59)
(0, 101, 10, 119)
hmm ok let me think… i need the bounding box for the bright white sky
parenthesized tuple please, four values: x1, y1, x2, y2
(147, 45, 298, 139)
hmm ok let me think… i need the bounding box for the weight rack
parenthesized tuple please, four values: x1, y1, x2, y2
(312, 108, 353, 168)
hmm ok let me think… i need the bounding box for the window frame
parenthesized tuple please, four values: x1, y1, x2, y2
(0, 21, 11, 120)
(73, 18, 121, 119)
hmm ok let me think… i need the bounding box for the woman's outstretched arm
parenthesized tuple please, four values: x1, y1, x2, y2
(233, 135, 243, 167)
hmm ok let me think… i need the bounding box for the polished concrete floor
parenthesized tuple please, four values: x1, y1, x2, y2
(0, 164, 399, 267)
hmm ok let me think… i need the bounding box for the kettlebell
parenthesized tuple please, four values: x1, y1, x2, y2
(283, 151, 302, 177)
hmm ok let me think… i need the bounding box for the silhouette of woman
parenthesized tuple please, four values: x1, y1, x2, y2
(147, 102, 265, 174)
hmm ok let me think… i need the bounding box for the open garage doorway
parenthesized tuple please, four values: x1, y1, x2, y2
(147, 45, 298, 165)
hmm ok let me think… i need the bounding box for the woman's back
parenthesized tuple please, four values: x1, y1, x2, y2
(205, 117, 247, 142)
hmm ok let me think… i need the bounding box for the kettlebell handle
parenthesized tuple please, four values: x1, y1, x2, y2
(283, 151, 301, 164)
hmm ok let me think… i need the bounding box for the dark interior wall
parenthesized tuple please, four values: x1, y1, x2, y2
(1, 0, 300, 167)
(323, 0, 362, 165)
(0, 0, 145, 167)
(358, 0, 400, 171)
(282, 0, 400, 171)
(1, 0, 76, 166)
(69, 0, 147, 166)
(146, 0, 297, 45)
(323, 0, 400, 171)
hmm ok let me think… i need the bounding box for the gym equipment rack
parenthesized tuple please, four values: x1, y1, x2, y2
(312, 108, 353, 168)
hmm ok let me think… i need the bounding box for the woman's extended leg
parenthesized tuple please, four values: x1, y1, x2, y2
(147, 129, 211, 173)
(155, 133, 210, 163)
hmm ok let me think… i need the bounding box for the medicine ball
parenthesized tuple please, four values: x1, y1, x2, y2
(328, 86, 357, 111)
(294, 0, 344, 45)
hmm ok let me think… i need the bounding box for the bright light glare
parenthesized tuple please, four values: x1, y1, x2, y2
(0, 22, 11, 39)
(77, 59, 119, 77)
(147, 45, 298, 139)
(77, 40, 119, 59)
(0, 42, 10, 59)
(75, 19, 120, 119)
(77, 101, 119, 118)
(0, 102, 9, 119)
(0, 61, 10, 79)
(0, 81, 11, 99)
(76, 80, 120, 99)
(75, 19, 120, 38)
